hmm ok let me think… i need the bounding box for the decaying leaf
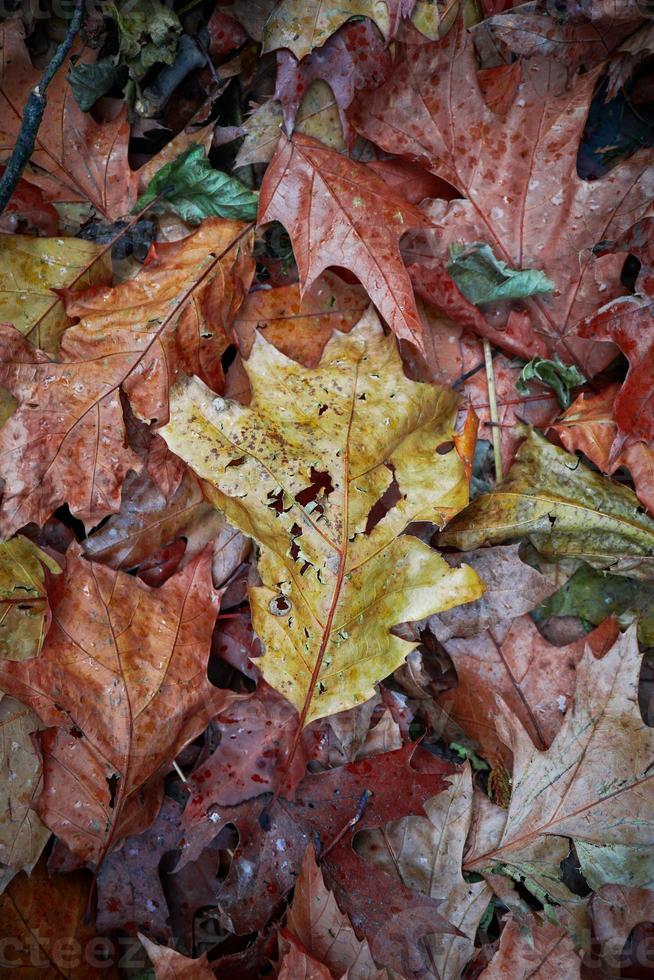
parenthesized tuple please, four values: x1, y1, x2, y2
(0, 858, 120, 977)
(579, 295, 654, 455)
(0, 219, 253, 534)
(0, 696, 50, 892)
(263, 0, 394, 59)
(286, 845, 389, 979)
(439, 429, 654, 578)
(232, 272, 368, 369)
(258, 133, 434, 352)
(0, 231, 111, 352)
(82, 469, 229, 573)
(552, 382, 654, 515)
(233, 82, 346, 169)
(179, 743, 458, 969)
(352, 18, 654, 373)
(0, 536, 60, 663)
(0, 545, 236, 863)
(426, 544, 561, 642)
(440, 615, 618, 767)
(139, 933, 215, 979)
(465, 627, 654, 893)
(274, 20, 392, 138)
(0, 20, 136, 216)
(161, 310, 482, 730)
(97, 796, 183, 942)
(537, 562, 654, 647)
(356, 766, 491, 979)
(478, 914, 582, 979)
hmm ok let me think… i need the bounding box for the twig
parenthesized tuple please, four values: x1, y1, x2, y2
(483, 338, 503, 483)
(319, 790, 372, 860)
(172, 759, 188, 784)
(0, 0, 85, 215)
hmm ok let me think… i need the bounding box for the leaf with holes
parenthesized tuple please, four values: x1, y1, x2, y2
(160, 309, 482, 741)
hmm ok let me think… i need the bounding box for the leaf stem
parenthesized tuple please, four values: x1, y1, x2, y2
(483, 338, 503, 483)
(0, 0, 85, 215)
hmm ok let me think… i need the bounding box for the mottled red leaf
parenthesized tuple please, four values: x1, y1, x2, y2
(352, 18, 654, 373)
(258, 133, 433, 351)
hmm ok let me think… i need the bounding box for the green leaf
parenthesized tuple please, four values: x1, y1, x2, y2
(134, 145, 259, 225)
(438, 429, 654, 579)
(68, 58, 119, 112)
(516, 355, 585, 409)
(446, 241, 555, 306)
(535, 562, 654, 646)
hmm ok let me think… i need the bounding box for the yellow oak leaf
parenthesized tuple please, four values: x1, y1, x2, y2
(160, 309, 482, 726)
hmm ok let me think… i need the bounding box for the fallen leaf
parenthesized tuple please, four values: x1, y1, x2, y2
(578, 295, 654, 457)
(591, 884, 654, 967)
(139, 934, 215, 979)
(351, 19, 654, 372)
(465, 627, 654, 893)
(355, 766, 491, 979)
(0, 696, 50, 891)
(60, 217, 254, 418)
(0, 168, 59, 236)
(258, 133, 433, 351)
(438, 429, 654, 578)
(440, 614, 618, 766)
(536, 562, 654, 647)
(481, 11, 626, 74)
(134, 145, 259, 224)
(0, 231, 111, 352)
(0, 858, 120, 978)
(0, 219, 253, 534)
(263, 0, 396, 59)
(446, 241, 554, 306)
(286, 844, 389, 979)
(161, 310, 482, 736)
(186, 682, 316, 805)
(0, 20, 137, 216)
(552, 382, 654, 515)
(274, 20, 392, 138)
(233, 272, 368, 369)
(424, 544, 561, 642)
(464, 355, 560, 477)
(0, 535, 60, 663)
(0, 545, 236, 864)
(97, 796, 183, 942)
(516, 355, 585, 410)
(478, 915, 582, 979)
(83, 470, 226, 573)
(278, 933, 333, 980)
(179, 745, 458, 972)
(234, 82, 346, 168)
